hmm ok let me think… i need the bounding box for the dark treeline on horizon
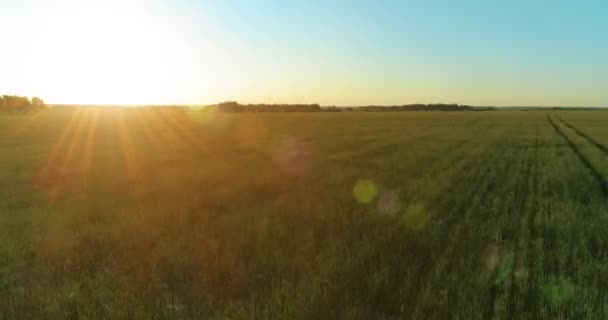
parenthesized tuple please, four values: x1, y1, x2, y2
(212, 101, 322, 112)
(209, 101, 495, 113)
(340, 103, 495, 112)
(43, 103, 608, 112)
(0, 95, 46, 113)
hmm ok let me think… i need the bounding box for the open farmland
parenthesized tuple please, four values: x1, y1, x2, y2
(1, 108, 608, 319)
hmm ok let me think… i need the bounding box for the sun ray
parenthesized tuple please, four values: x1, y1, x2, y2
(80, 108, 100, 189)
(134, 108, 171, 152)
(36, 108, 83, 190)
(49, 108, 92, 202)
(7, 110, 45, 140)
(115, 109, 146, 198)
(145, 108, 190, 151)
(63, 108, 91, 166)
(156, 108, 209, 155)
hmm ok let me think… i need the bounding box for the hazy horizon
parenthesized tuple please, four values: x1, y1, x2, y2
(45, 102, 608, 109)
(1, 0, 607, 106)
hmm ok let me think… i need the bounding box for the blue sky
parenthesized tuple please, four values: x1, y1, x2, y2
(1, 0, 607, 106)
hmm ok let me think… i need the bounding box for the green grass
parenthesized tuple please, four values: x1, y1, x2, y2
(1, 108, 608, 319)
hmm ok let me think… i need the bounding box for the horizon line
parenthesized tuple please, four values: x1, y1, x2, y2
(47, 103, 608, 109)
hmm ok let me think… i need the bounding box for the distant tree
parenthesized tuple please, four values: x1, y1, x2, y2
(217, 101, 242, 112)
(31, 97, 45, 109)
(211, 102, 322, 113)
(205, 101, 494, 113)
(0, 95, 46, 113)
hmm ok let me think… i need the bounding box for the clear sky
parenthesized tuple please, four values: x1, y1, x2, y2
(1, 0, 607, 106)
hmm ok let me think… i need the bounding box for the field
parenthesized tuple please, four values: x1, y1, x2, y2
(1, 108, 608, 319)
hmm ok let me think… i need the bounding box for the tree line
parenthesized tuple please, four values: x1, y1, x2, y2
(328, 104, 495, 112)
(0, 95, 46, 113)
(213, 101, 322, 113)
(208, 102, 494, 113)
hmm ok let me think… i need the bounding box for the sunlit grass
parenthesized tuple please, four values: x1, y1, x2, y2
(1, 109, 608, 318)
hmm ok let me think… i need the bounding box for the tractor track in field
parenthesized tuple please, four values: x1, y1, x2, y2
(558, 117, 608, 156)
(485, 128, 537, 320)
(395, 122, 503, 316)
(559, 119, 597, 286)
(524, 130, 541, 317)
(418, 133, 518, 319)
(546, 115, 608, 196)
(415, 139, 515, 319)
(505, 133, 536, 320)
(411, 136, 510, 319)
(484, 144, 528, 320)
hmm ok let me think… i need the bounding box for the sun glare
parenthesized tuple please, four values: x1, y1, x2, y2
(2, 0, 218, 105)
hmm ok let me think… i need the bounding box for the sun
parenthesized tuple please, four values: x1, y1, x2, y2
(1, 0, 214, 105)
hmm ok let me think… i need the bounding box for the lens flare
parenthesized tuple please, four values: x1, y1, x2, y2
(401, 204, 428, 230)
(353, 179, 378, 204)
(273, 137, 311, 177)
